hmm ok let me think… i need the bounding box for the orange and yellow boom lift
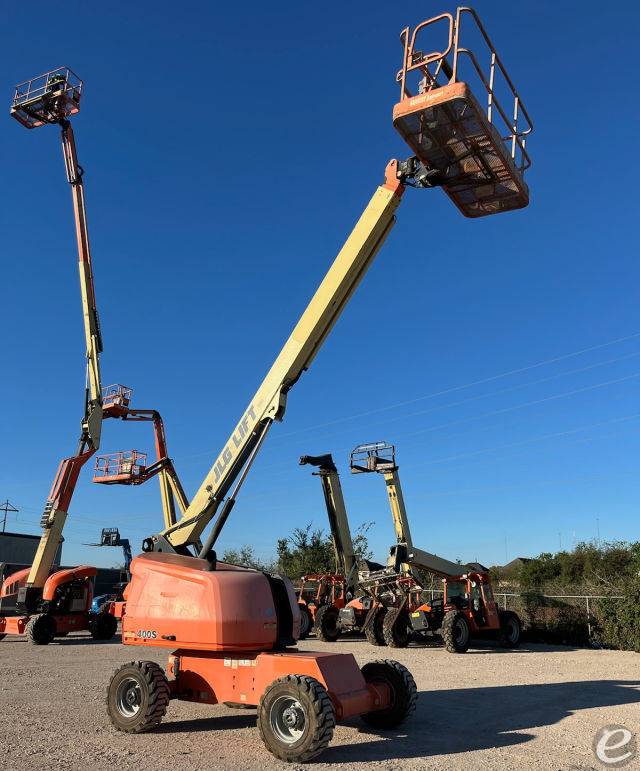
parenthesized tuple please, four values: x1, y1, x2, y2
(105, 9, 532, 762)
(0, 69, 186, 645)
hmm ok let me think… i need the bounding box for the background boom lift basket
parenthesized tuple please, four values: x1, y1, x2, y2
(393, 8, 533, 218)
(11, 67, 83, 129)
(93, 451, 147, 485)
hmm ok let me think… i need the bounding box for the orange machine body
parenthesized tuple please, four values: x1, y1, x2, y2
(0, 565, 98, 637)
(121, 554, 391, 719)
(122, 553, 300, 652)
(166, 649, 389, 718)
(42, 565, 96, 603)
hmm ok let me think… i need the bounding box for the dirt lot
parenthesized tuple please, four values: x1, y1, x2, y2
(0, 633, 638, 770)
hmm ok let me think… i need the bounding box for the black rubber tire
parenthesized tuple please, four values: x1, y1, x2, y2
(442, 610, 470, 653)
(314, 604, 340, 643)
(257, 674, 335, 763)
(25, 613, 55, 645)
(107, 661, 170, 733)
(56, 632, 69, 638)
(382, 608, 410, 649)
(364, 607, 387, 647)
(0, 634, 6, 641)
(90, 611, 118, 641)
(498, 610, 522, 648)
(298, 604, 313, 640)
(360, 660, 417, 729)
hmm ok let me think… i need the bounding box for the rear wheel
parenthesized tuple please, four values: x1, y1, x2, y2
(365, 607, 387, 646)
(442, 610, 470, 653)
(298, 604, 313, 640)
(90, 611, 118, 640)
(314, 604, 340, 642)
(25, 613, 55, 645)
(382, 608, 410, 648)
(360, 660, 417, 728)
(0, 634, 6, 641)
(498, 611, 521, 648)
(107, 661, 170, 733)
(257, 675, 336, 762)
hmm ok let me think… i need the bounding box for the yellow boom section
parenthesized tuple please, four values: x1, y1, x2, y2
(159, 168, 404, 551)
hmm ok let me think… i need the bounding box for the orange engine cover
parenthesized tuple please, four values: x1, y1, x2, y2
(122, 553, 300, 652)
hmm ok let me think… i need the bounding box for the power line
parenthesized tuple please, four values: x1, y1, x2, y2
(271, 331, 640, 441)
(0, 500, 19, 532)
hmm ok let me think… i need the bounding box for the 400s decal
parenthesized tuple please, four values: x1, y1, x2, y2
(136, 629, 158, 639)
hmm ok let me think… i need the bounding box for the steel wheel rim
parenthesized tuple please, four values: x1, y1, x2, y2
(116, 677, 143, 718)
(270, 695, 306, 744)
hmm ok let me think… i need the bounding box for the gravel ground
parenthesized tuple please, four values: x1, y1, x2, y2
(0, 633, 638, 770)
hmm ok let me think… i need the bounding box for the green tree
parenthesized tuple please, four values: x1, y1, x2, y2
(221, 545, 273, 572)
(276, 521, 375, 579)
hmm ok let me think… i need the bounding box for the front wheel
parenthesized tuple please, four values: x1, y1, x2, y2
(25, 613, 55, 645)
(257, 675, 336, 762)
(107, 661, 170, 733)
(498, 611, 522, 648)
(298, 604, 313, 640)
(364, 607, 387, 646)
(90, 611, 118, 640)
(314, 604, 340, 643)
(441, 610, 470, 653)
(382, 608, 410, 648)
(360, 660, 417, 728)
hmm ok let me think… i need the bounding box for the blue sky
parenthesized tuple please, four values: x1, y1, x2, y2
(1, 1, 638, 569)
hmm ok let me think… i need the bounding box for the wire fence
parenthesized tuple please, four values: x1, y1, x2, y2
(424, 589, 624, 639)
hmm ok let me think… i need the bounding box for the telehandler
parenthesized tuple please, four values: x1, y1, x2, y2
(103, 7, 532, 762)
(351, 442, 522, 652)
(295, 454, 383, 642)
(87, 528, 133, 613)
(1, 69, 187, 644)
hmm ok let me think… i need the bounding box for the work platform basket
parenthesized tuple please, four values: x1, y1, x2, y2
(11, 67, 82, 129)
(350, 442, 396, 474)
(102, 384, 132, 419)
(393, 8, 532, 218)
(93, 451, 147, 485)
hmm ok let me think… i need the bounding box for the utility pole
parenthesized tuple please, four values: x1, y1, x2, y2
(0, 500, 19, 532)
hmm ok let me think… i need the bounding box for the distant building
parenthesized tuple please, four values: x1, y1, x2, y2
(501, 557, 531, 572)
(0, 531, 63, 568)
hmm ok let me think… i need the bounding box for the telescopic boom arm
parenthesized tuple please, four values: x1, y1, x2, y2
(24, 119, 106, 590)
(351, 441, 473, 578)
(148, 161, 420, 555)
(299, 454, 357, 583)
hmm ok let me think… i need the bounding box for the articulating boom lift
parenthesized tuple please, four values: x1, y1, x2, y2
(106, 8, 532, 762)
(351, 442, 521, 652)
(1, 69, 186, 645)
